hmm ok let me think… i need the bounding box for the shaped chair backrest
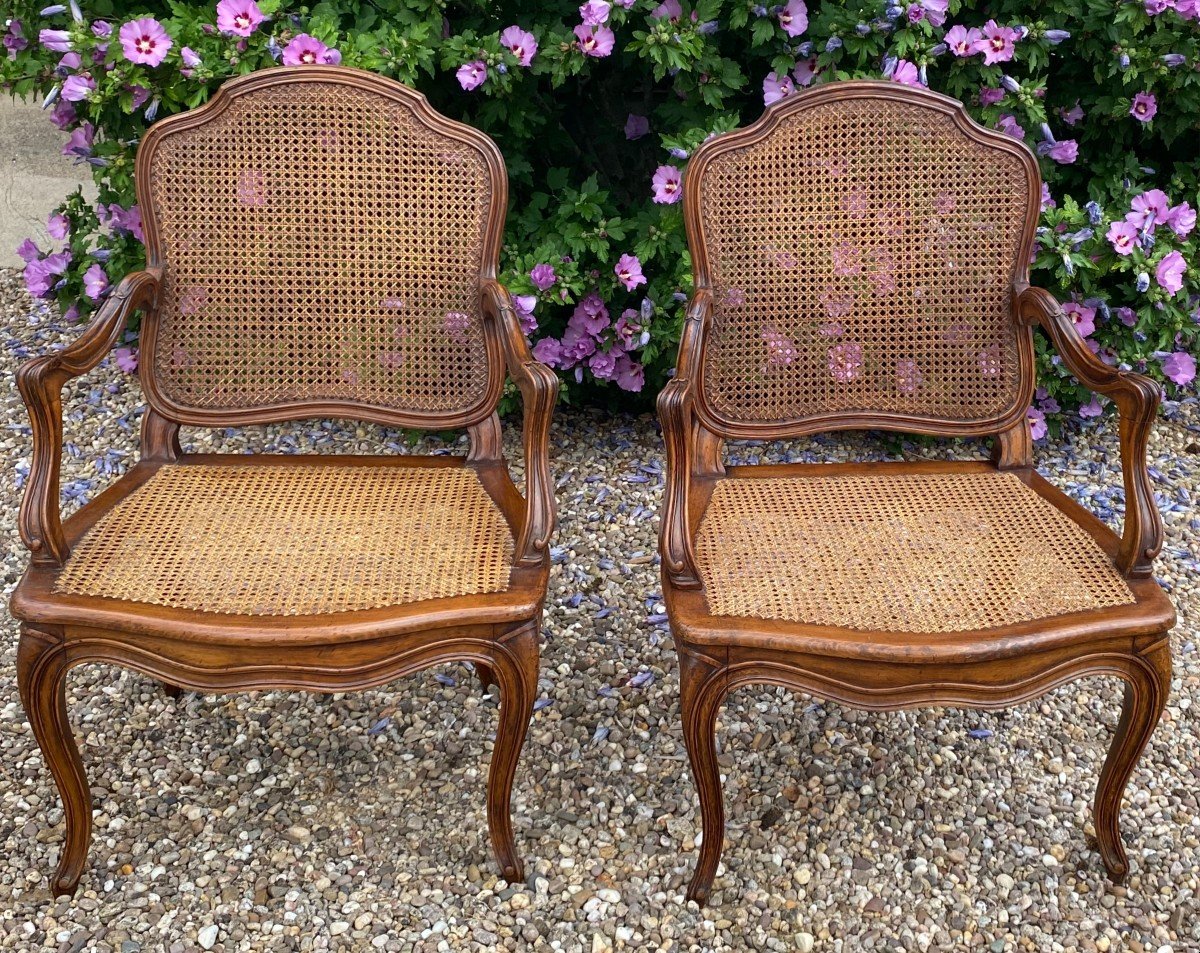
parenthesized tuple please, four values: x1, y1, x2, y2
(684, 81, 1041, 439)
(136, 66, 506, 429)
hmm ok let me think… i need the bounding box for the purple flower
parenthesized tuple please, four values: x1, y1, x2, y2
(49, 99, 76, 131)
(828, 341, 864, 382)
(614, 253, 646, 291)
(1044, 139, 1078, 163)
(792, 57, 820, 86)
(1167, 202, 1196, 238)
(945, 25, 982, 57)
(39, 28, 72, 52)
(1079, 396, 1104, 418)
(624, 114, 649, 139)
(762, 326, 797, 366)
(500, 25, 537, 66)
(574, 24, 615, 57)
(181, 45, 201, 68)
(1027, 405, 1047, 440)
(1060, 102, 1084, 125)
(532, 337, 565, 367)
(978, 86, 1005, 106)
(763, 70, 794, 106)
(1043, 29, 1070, 44)
(895, 358, 923, 394)
(615, 309, 649, 349)
(1115, 307, 1137, 327)
(456, 60, 486, 90)
(4, 20, 29, 53)
(61, 122, 93, 158)
(614, 353, 644, 392)
(46, 213, 69, 241)
(91, 20, 111, 37)
(996, 114, 1025, 139)
(530, 263, 557, 290)
(512, 294, 538, 335)
(23, 250, 70, 298)
(976, 20, 1018, 64)
(16, 239, 41, 263)
(579, 0, 611, 25)
(1156, 251, 1186, 294)
(651, 0, 682, 20)
(1062, 301, 1097, 337)
(919, 0, 948, 26)
(61, 73, 94, 102)
(216, 0, 264, 37)
(119, 17, 172, 66)
(1106, 221, 1139, 256)
(114, 346, 138, 373)
(588, 348, 618, 380)
(651, 165, 682, 204)
(1127, 189, 1171, 232)
(82, 262, 108, 300)
(571, 294, 610, 336)
(1145, 0, 1172, 12)
(281, 34, 340, 66)
(778, 0, 808, 37)
(1160, 351, 1196, 386)
(889, 60, 921, 86)
(1130, 92, 1157, 122)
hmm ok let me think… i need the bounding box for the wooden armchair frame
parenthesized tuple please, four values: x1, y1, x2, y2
(11, 67, 558, 897)
(660, 81, 1175, 904)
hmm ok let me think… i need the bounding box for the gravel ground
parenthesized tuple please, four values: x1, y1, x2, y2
(0, 266, 1197, 952)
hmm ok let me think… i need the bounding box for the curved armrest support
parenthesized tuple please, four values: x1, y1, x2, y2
(1019, 285, 1163, 578)
(658, 289, 712, 589)
(481, 279, 559, 566)
(17, 269, 160, 566)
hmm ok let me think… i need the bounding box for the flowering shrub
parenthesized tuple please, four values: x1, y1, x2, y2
(3, 0, 1198, 425)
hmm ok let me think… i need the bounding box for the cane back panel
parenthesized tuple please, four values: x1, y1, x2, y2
(690, 86, 1037, 432)
(138, 70, 501, 421)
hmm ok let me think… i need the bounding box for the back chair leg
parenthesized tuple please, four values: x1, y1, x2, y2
(1094, 641, 1171, 881)
(678, 647, 729, 905)
(17, 626, 91, 898)
(159, 681, 183, 699)
(484, 622, 539, 882)
(475, 662, 498, 693)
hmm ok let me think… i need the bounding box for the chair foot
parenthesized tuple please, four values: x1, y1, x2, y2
(485, 624, 539, 882)
(679, 648, 728, 906)
(17, 626, 91, 898)
(1094, 642, 1170, 882)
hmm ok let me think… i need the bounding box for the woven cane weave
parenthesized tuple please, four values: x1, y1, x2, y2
(55, 465, 513, 616)
(697, 96, 1030, 425)
(145, 82, 493, 415)
(694, 472, 1133, 633)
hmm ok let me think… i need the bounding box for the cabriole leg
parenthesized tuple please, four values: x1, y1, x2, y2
(485, 622, 539, 882)
(679, 646, 729, 905)
(17, 626, 92, 897)
(1094, 642, 1171, 881)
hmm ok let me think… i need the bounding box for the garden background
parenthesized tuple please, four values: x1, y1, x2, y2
(3, 0, 1198, 431)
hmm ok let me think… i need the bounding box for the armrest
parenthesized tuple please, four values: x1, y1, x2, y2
(481, 279, 559, 567)
(1018, 285, 1164, 578)
(658, 288, 712, 590)
(17, 269, 160, 566)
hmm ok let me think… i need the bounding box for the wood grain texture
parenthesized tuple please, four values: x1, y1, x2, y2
(660, 81, 1177, 905)
(11, 68, 554, 898)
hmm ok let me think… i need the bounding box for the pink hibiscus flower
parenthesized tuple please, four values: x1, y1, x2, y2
(114, 347, 138, 374)
(82, 263, 108, 300)
(574, 24, 615, 57)
(281, 34, 340, 66)
(996, 114, 1024, 139)
(512, 295, 538, 335)
(1155, 250, 1187, 294)
(1062, 301, 1097, 337)
(651, 0, 682, 20)
(532, 337, 565, 368)
(890, 60, 921, 86)
(1027, 405, 1047, 440)
(945, 25, 982, 57)
(792, 57, 820, 86)
(1167, 202, 1196, 239)
(778, 0, 808, 37)
(579, 0, 611, 25)
(828, 342, 864, 383)
(614, 253, 646, 291)
(625, 114, 649, 139)
(61, 74, 95, 102)
(1160, 351, 1196, 386)
(216, 0, 264, 37)
(615, 353, 645, 392)
(456, 61, 487, 90)
(1130, 92, 1158, 122)
(1045, 140, 1078, 163)
(975, 20, 1018, 65)
(500, 25, 537, 66)
(763, 71, 794, 106)
(1127, 189, 1171, 231)
(119, 17, 172, 67)
(651, 165, 682, 204)
(1106, 221, 1139, 256)
(530, 263, 557, 290)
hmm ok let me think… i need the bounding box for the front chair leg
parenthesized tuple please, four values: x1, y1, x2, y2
(485, 623, 539, 882)
(1094, 641, 1171, 881)
(678, 647, 729, 905)
(17, 627, 92, 898)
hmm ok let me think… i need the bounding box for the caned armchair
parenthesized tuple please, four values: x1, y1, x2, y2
(659, 81, 1175, 904)
(11, 67, 557, 897)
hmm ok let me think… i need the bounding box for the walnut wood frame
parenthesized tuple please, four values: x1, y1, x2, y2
(10, 67, 558, 898)
(661, 81, 1175, 904)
